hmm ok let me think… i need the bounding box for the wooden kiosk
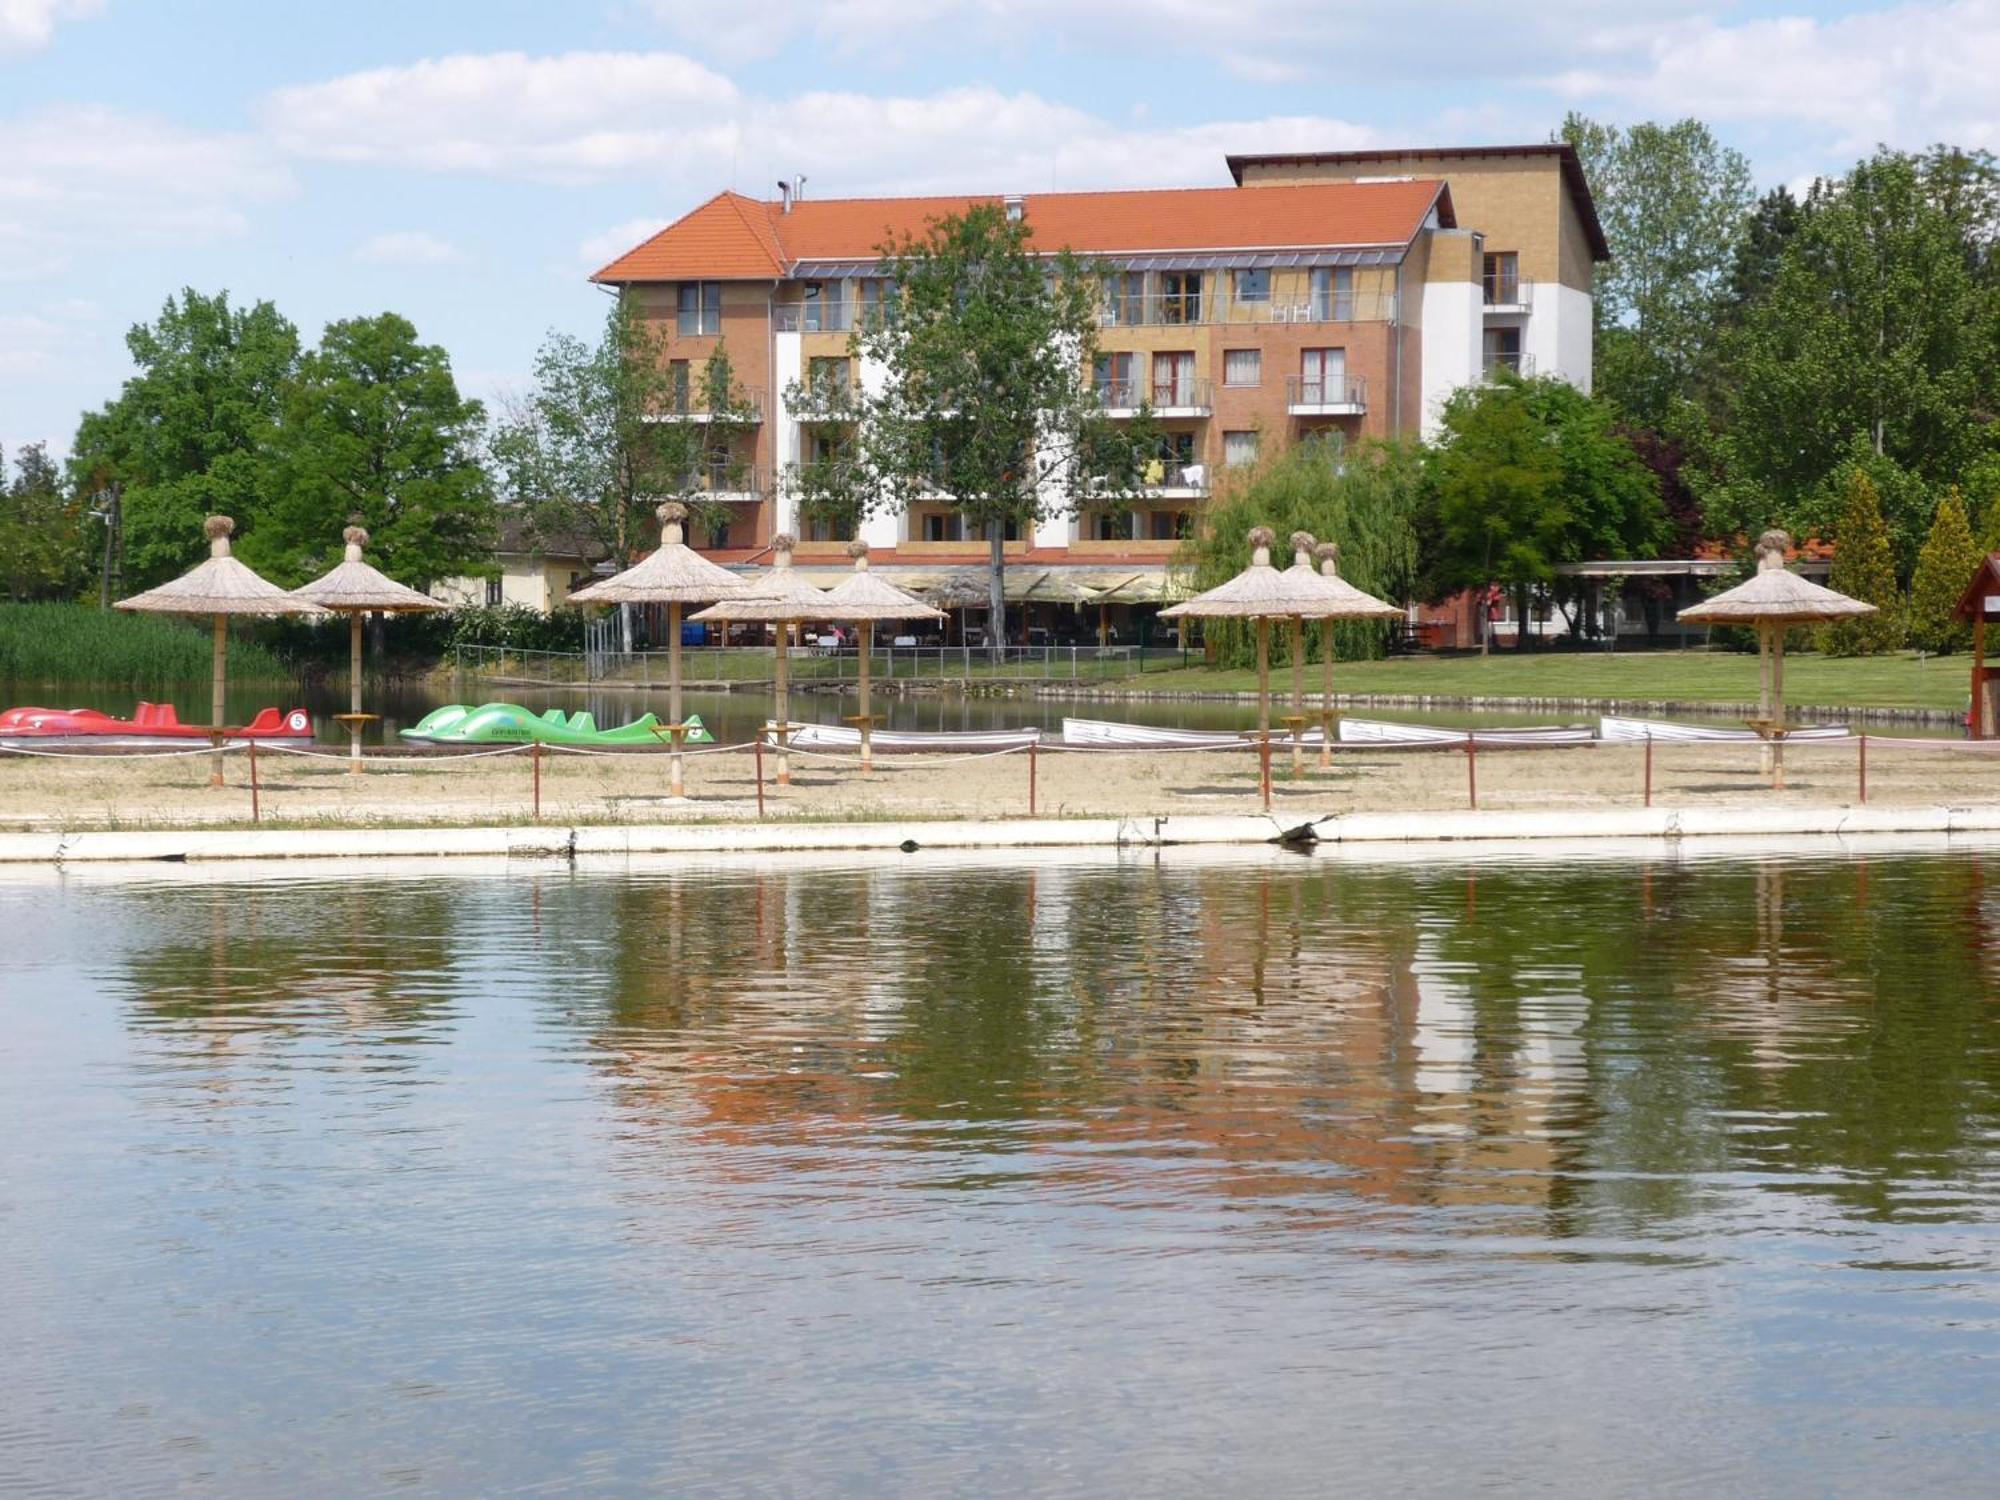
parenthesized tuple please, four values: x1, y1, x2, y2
(1955, 553, 2000, 738)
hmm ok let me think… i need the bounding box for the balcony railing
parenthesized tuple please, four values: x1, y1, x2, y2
(673, 466, 766, 500)
(650, 390, 764, 422)
(772, 302, 857, 334)
(1100, 290, 1393, 329)
(1482, 276, 1533, 309)
(1095, 377, 1212, 412)
(1285, 374, 1368, 412)
(1138, 460, 1208, 494)
(1480, 351, 1536, 381)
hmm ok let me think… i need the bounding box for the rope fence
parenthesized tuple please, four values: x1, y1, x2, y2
(5, 726, 2000, 828)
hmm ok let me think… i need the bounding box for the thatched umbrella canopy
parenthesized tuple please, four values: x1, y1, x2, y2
(1678, 529, 1875, 781)
(689, 533, 835, 787)
(292, 526, 445, 772)
(1160, 526, 1329, 766)
(568, 502, 747, 797)
(116, 515, 314, 785)
(1313, 540, 1402, 769)
(823, 540, 945, 772)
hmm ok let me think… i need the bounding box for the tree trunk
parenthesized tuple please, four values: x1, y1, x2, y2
(987, 524, 1006, 666)
(1515, 583, 1533, 651)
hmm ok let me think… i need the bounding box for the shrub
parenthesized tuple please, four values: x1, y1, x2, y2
(1818, 473, 1907, 656)
(0, 602, 294, 682)
(1908, 488, 1982, 654)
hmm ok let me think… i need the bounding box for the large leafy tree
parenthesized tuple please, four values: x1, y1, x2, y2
(846, 203, 1151, 659)
(492, 302, 759, 565)
(243, 313, 496, 589)
(1419, 373, 1665, 648)
(69, 289, 301, 589)
(0, 443, 94, 602)
(1562, 114, 1755, 426)
(1717, 147, 2000, 509)
(1175, 438, 1423, 666)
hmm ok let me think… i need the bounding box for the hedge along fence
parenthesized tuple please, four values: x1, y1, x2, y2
(0, 602, 295, 683)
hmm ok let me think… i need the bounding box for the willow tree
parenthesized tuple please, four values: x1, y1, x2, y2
(845, 203, 1150, 661)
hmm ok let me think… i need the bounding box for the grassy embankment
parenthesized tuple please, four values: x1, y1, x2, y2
(0, 602, 293, 683)
(1087, 650, 1969, 712)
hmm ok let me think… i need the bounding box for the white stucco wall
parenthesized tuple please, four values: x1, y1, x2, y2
(1419, 280, 1482, 440)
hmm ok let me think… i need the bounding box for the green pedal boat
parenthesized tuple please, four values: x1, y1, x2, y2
(400, 703, 712, 746)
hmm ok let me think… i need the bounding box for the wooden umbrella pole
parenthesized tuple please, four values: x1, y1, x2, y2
(211, 613, 227, 787)
(858, 619, 874, 774)
(668, 600, 685, 799)
(1320, 617, 1335, 770)
(1772, 625, 1787, 789)
(1757, 623, 1775, 781)
(1256, 616, 1271, 808)
(349, 612, 364, 773)
(775, 621, 791, 788)
(1289, 614, 1305, 780)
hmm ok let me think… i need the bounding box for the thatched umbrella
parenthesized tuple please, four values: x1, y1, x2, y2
(567, 502, 747, 799)
(823, 540, 944, 772)
(115, 515, 314, 786)
(1678, 529, 1876, 782)
(1161, 526, 1336, 772)
(291, 526, 445, 773)
(1314, 541, 1402, 769)
(926, 569, 994, 646)
(689, 533, 835, 787)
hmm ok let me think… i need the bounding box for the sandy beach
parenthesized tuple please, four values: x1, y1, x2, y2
(1, 732, 1993, 831)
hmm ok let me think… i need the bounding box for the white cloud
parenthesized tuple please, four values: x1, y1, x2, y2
(0, 0, 100, 55)
(355, 230, 461, 265)
(262, 50, 742, 184)
(0, 297, 99, 378)
(0, 105, 293, 280)
(1548, 1, 2000, 159)
(264, 53, 1377, 197)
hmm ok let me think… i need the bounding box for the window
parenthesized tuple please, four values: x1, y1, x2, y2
(1300, 348, 1346, 403)
(1223, 349, 1261, 388)
(1092, 511, 1129, 541)
(1094, 352, 1134, 405)
(1310, 267, 1354, 321)
(1158, 271, 1202, 324)
(1233, 268, 1269, 304)
(1148, 509, 1184, 541)
(1483, 327, 1523, 376)
(921, 511, 956, 543)
(709, 517, 731, 549)
(676, 281, 721, 336)
(667, 359, 692, 413)
(805, 513, 845, 542)
(807, 356, 851, 400)
(1224, 431, 1259, 469)
(1152, 351, 1196, 406)
(1144, 431, 1197, 487)
(858, 278, 895, 327)
(803, 281, 850, 332)
(1103, 272, 1144, 326)
(485, 576, 503, 607)
(1483, 252, 1520, 305)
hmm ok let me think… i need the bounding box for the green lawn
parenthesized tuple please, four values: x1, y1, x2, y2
(1105, 650, 1974, 712)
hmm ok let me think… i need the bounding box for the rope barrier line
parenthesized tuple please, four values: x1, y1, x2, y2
(0, 740, 252, 761)
(773, 740, 1036, 768)
(540, 739, 760, 759)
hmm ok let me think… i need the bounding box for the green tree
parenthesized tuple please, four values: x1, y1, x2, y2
(1718, 148, 2000, 509)
(1908, 488, 1982, 654)
(1419, 373, 1665, 648)
(1819, 471, 1907, 655)
(1722, 185, 1804, 316)
(848, 203, 1151, 660)
(1562, 114, 1755, 425)
(1174, 438, 1422, 666)
(68, 289, 300, 589)
(0, 443, 94, 601)
(492, 303, 759, 566)
(244, 313, 496, 589)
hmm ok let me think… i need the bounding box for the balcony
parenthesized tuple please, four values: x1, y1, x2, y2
(1099, 289, 1394, 329)
(646, 391, 764, 424)
(1285, 374, 1367, 416)
(674, 466, 766, 503)
(1139, 460, 1208, 497)
(1482, 276, 1533, 315)
(1096, 377, 1210, 417)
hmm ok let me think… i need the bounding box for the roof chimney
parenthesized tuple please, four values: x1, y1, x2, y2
(777, 179, 792, 213)
(1004, 193, 1025, 223)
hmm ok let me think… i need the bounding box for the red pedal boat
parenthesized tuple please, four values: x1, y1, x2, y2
(0, 702, 314, 746)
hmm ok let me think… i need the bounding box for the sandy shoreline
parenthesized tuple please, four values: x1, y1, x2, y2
(2, 734, 1994, 832)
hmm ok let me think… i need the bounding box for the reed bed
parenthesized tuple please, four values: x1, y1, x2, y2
(0, 603, 293, 683)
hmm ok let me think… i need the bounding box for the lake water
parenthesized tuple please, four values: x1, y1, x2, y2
(2, 842, 1996, 1496)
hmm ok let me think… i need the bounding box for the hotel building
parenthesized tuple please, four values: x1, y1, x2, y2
(584, 143, 1606, 613)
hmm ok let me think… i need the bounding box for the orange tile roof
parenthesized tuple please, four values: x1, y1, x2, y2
(593, 179, 1450, 283)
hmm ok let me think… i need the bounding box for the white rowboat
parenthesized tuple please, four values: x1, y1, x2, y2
(1599, 715, 1850, 742)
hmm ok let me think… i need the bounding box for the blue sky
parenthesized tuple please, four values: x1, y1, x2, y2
(4, 0, 1996, 464)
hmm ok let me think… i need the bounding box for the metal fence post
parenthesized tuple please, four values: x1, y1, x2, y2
(1466, 735, 1478, 810)
(1644, 734, 1653, 808)
(532, 742, 542, 822)
(753, 734, 766, 818)
(1858, 733, 1868, 805)
(248, 740, 260, 824)
(1028, 740, 1038, 816)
